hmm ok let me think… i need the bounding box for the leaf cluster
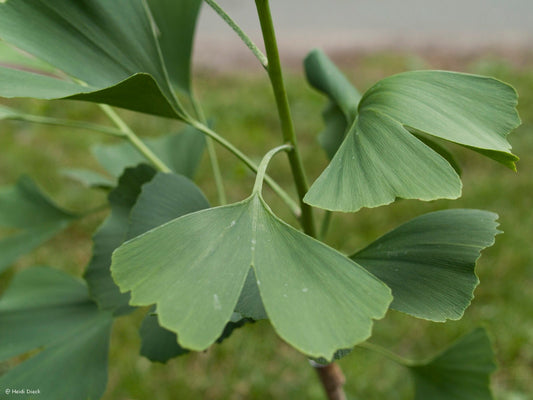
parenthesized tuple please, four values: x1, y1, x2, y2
(0, 1, 521, 399)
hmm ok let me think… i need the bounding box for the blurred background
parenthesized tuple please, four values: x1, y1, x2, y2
(194, 0, 533, 70)
(1, 1, 532, 399)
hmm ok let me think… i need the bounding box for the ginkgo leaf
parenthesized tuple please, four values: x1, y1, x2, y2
(0, 267, 113, 400)
(306, 108, 462, 212)
(127, 171, 209, 239)
(147, 0, 202, 95)
(305, 50, 464, 174)
(84, 165, 157, 314)
(111, 192, 392, 360)
(304, 49, 361, 122)
(305, 69, 520, 212)
(139, 308, 190, 363)
(409, 328, 497, 400)
(0, 68, 184, 119)
(92, 126, 205, 179)
(0, 0, 193, 119)
(84, 168, 210, 315)
(0, 176, 77, 273)
(140, 308, 250, 363)
(352, 209, 500, 321)
(126, 172, 250, 362)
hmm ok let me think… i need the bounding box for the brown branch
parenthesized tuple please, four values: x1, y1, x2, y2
(311, 361, 347, 400)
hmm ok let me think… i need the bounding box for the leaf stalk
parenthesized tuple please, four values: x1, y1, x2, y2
(204, 0, 269, 68)
(253, 144, 293, 194)
(99, 104, 172, 173)
(358, 341, 418, 367)
(188, 119, 300, 216)
(190, 95, 227, 205)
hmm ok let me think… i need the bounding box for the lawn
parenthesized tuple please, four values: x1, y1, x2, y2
(1, 51, 532, 399)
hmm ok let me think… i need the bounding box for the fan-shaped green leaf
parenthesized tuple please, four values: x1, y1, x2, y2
(147, 0, 202, 95)
(352, 209, 500, 321)
(111, 193, 391, 360)
(364, 71, 519, 162)
(409, 328, 496, 400)
(306, 109, 462, 212)
(84, 165, 157, 315)
(92, 126, 205, 179)
(305, 50, 463, 173)
(305, 70, 520, 212)
(0, 176, 77, 273)
(0, 267, 113, 400)
(84, 168, 210, 315)
(0, 0, 188, 119)
(128, 173, 249, 363)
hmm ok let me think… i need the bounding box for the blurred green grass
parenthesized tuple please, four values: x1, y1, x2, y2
(0, 52, 532, 399)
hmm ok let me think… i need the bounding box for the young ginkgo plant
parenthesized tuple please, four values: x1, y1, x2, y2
(0, 1, 520, 399)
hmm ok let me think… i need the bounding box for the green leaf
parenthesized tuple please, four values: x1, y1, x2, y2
(304, 49, 361, 160)
(0, 176, 77, 273)
(127, 172, 209, 239)
(409, 328, 497, 400)
(92, 126, 205, 178)
(305, 70, 520, 212)
(0, 68, 184, 119)
(304, 49, 361, 121)
(0, 0, 187, 119)
(147, 0, 202, 95)
(84, 168, 209, 315)
(139, 308, 189, 363)
(111, 193, 391, 360)
(364, 71, 519, 164)
(84, 165, 156, 315)
(0, 267, 113, 400)
(318, 102, 349, 160)
(131, 173, 247, 363)
(61, 168, 115, 189)
(306, 109, 462, 212)
(352, 209, 500, 321)
(411, 133, 462, 176)
(140, 308, 249, 363)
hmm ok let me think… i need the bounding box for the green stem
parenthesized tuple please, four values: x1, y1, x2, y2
(253, 144, 293, 194)
(189, 120, 300, 216)
(4, 114, 126, 138)
(190, 96, 227, 205)
(99, 104, 171, 173)
(358, 342, 418, 367)
(204, 0, 268, 68)
(255, 0, 317, 237)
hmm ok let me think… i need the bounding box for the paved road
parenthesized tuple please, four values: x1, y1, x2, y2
(194, 0, 533, 67)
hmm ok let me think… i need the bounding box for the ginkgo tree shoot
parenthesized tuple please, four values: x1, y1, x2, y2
(0, 1, 520, 399)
